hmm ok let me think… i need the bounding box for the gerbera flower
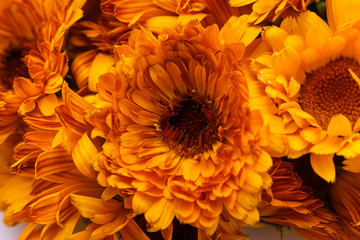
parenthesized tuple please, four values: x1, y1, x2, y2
(247, 0, 360, 182)
(259, 157, 349, 240)
(90, 18, 273, 235)
(229, 0, 316, 24)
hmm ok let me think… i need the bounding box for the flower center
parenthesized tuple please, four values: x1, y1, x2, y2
(300, 58, 360, 129)
(160, 93, 220, 157)
(0, 46, 29, 90)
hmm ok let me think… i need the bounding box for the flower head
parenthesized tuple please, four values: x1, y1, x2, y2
(259, 157, 349, 240)
(0, 0, 85, 144)
(248, 0, 360, 182)
(91, 19, 272, 234)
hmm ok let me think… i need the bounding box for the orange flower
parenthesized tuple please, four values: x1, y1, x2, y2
(0, 82, 138, 239)
(247, 0, 360, 183)
(90, 18, 272, 235)
(229, 0, 315, 24)
(0, 0, 85, 144)
(259, 157, 349, 240)
(69, 8, 130, 92)
(330, 170, 360, 238)
(101, 0, 251, 33)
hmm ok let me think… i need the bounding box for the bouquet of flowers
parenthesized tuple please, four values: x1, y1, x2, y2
(1, 0, 360, 239)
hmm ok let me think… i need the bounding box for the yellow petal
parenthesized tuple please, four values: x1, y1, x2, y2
(119, 219, 150, 240)
(72, 133, 97, 179)
(310, 135, 343, 154)
(327, 114, 352, 137)
(37, 94, 58, 116)
(166, 62, 187, 93)
(149, 64, 175, 99)
(220, 15, 261, 46)
(200, 157, 215, 178)
(173, 198, 195, 219)
(310, 153, 336, 183)
(349, 68, 360, 88)
(35, 148, 74, 179)
(145, 16, 178, 33)
(229, 0, 257, 7)
(132, 192, 156, 214)
(343, 155, 360, 173)
(263, 26, 289, 52)
(327, 0, 360, 31)
(287, 134, 309, 151)
(88, 53, 115, 92)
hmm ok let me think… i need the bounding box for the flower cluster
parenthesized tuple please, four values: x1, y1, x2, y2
(1, 0, 360, 239)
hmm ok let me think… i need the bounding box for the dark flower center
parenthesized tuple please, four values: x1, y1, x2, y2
(0, 46, 30, 90)
(300, 57, 360, 129)
(160, 93, 220, 157)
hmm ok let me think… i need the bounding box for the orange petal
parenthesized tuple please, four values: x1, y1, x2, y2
(343, 155, 360, 173)
(88, 53, 115, 92)
(327, 0, 360, 31)
(119, 218, 150, 240)
(37, 94, 59, 116)
(132, 192, 156, 214)
(310, 153, 336, 183)
(72, 133, 97, 179)
(327, 114, 352, 137)
(220, 15, 261, 46)
(310, 135, 343, 155)
(149, 64, 175, 99)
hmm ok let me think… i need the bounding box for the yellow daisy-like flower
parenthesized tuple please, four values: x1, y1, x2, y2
(229, 0, 316, 24)
(91, 18, 272, 235)
(248, 0, 360, 183)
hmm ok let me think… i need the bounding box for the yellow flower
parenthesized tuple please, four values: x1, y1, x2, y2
(230, 0, 315, 24)
(91, 18, 272, 235)
(259, 157, 349, 240)
(248, 0, 360, 183)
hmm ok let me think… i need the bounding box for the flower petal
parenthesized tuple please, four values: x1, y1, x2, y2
(310, 153, 336, 183)
(327, 114, 352, 137)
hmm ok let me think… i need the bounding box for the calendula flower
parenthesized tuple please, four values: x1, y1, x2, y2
(0, 0, 86, 145)
(229, 0, 316, 24)
(259, 157, 349, 240)
(0, 82, 140, 239)
(90, 18, 273, 235)
(247, 0, 360, 183)
(330, 170, 360, 238)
